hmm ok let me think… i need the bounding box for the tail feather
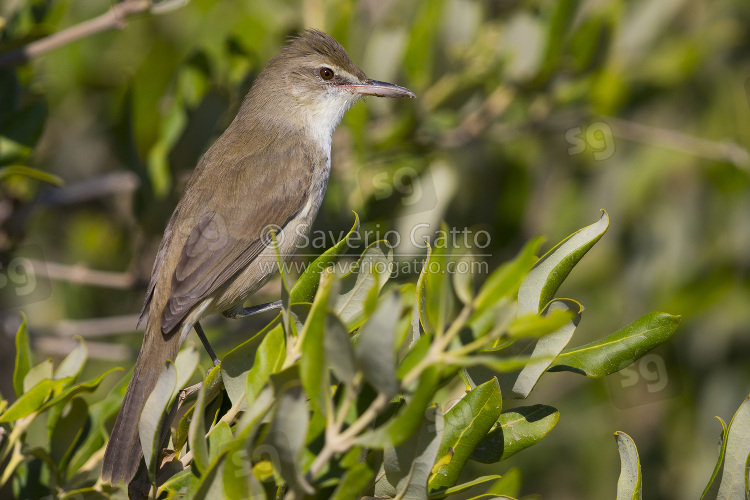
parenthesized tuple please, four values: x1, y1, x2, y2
(102, 320, 181, 485)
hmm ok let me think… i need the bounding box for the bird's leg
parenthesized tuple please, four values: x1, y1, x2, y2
(222, 300, 283, 319)
(193, 321, 220, 366)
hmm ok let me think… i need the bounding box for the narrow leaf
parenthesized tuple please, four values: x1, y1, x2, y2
(334, 240, 393, 329)
(384, 404, 443, 500)
(190, 378, 210, 473)
(702, 395, 750, 499)
(614, 431, 643, 500)
(512, 299, 582, 397)
(13, 315, 33, 397)
(355, 292, 401, 399)
(139, 360, 177, 477)
(548, 312, 681, 377)
(518, 211, 608, 314)
(291, 212, 359, 303)
(429, 379, 502, 491)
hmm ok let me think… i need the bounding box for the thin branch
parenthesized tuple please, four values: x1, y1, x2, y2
(0, 0, 152, 68)
(604, 115, 750, 172)
(29, 259, 144, 289)
(35, 314, 143, 338)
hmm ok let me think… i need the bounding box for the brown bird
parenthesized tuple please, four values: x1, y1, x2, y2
(101, 29, 415, 485)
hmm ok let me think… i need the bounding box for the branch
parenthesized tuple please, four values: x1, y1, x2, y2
(0, 0, 152, 68)
(29, 259, 144, 289)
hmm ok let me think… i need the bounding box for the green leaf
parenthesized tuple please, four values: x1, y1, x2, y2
(264, 377, 313, 494)
(355, 292, 401, 399)
(702, 395, 750, 499)
(221, 318, 281, 408)
(429, 379, 502, 491)
(23, 358, 52, 393)
(384, 404, 443, 500)
(291, 212, 359, 303)
(614, 431, 643, 500)
(485, 468, 522, 496)
(470, 405, 559, 463)
(701, 417, 728, 499)
(429, 475, 504, 499)
(12, 315, 33, 397)
(507, 309, 576, 339)
(190, 376, 210, 474)
(139, 360, 177, 478)
(331, 463, 375, 500)
(0, 166, 65, 186)
(512, 299, 582, 398)
(245, 323, 286, 404)
(422, 238, 455, 335)
(357, 366, 440, 449)
(0, 379, 52, 422)
(325, 312, 357, 382)
(518, 211, 608, 314)
(50, 397, 88, 477)
(474, 237, 543, 313)
(37, 367, 121, 413)
(208, 421, 233, 463)
(189, 453, 228, 500)
(334, 240, 393, 329)
(548, 312, 681, 377)
(53, 336, 87, 382)
(300, 269, 335, 413)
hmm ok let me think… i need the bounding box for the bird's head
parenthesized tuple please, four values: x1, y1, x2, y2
(247, 29, 415, 134)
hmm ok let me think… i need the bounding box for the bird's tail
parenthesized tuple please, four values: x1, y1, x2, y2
(101, 319, 180, 485)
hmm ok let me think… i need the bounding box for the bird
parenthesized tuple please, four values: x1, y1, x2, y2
(100, 29, 415, 486)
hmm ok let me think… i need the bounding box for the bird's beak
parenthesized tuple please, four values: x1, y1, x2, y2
(338, 79, 416, 98)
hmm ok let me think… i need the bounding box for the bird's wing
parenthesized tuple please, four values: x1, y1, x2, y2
(158, 135, 315, 334)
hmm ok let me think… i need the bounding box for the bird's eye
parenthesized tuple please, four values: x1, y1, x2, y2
(320, 67, 334, 80)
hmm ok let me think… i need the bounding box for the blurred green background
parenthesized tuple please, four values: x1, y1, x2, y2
(1, 0, 750, 498)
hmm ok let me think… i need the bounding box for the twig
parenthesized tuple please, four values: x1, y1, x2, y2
(34, 314, 143, 338)
(28, 260, 144, 289)
(0, 0, 152, 68)
(604, 115, 750, 172)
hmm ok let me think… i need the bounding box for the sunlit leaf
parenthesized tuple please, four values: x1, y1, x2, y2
(701, 395, 750, 500)
(221, 317, 281, 408)
(300, 270, 335, 413)
(470, 405, 559, 463)
(291, 212, 359, 303)
(548, 312, 680, 378)
(429, 379, 502, 491)
(517, 211, 608, 314)
(0, 379, 52, 422)
(12, 315, 33, 398)
(614, 431, 643, 500)
(245, 323, 286, 404)
(512, 299, 582, 398)
(474, 237, 543, 313)
(429, 475, 504, 499)
(334, 240, 393, 329)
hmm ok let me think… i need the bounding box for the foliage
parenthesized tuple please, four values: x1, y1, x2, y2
(0, 213, 686, 499)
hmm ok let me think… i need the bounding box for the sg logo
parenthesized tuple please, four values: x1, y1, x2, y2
(0, 246, 51, 309)
(360, 163, 437, 215)
(565, 121, 616, 161)
(607, 344, 682, 409)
